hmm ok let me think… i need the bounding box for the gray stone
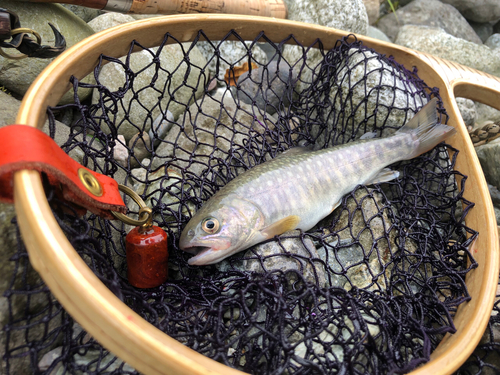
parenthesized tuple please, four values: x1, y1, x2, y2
(87, 12, 136, 33)
(61, 4, 103, 22)
(281, 0, 368, 93)
(92, 43, 206, 141)
(476, 101, 500, 124)
(440, 0, 500, 23)
(283, 0, 368, 36)
(363, 0, 380, 25)
(0, 91, 22, 127)
(0, 1, 94, 104)
(476, 141, 500, 191)
(469, 21, 494, 43)
(395, 25, 500, 78)
(243, 230, 327, 287)
(128, 133, 151, 168)
(366, 26, 392, 43)
(456, 98, 477, 127)
(43, 349, 135, 374)
(377, 0, 482, 44)
(197, 41, 268, 82)
(488, 184, 500, 225)
(130, 167, 195, 221)
(149, 110, 175, 148)
(236, 61, 297, 115)
(111, 135, 128, 168)
(315, 188, 396, 292)
(309, 47, 427, 147)
(485, 34, 500, 49)
(150, 90, 277, 177)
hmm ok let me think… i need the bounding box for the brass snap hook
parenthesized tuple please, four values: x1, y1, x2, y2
(0, 27, 42, 60)
(111, 184, 153, 228)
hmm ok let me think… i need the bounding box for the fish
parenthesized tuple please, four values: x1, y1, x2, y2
(179, 98, 456, 265)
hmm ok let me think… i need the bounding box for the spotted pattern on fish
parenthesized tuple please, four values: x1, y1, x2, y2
(179, 98, 457, 265)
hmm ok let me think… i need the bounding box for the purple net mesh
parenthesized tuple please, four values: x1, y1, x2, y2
(2, 31, 485, 374)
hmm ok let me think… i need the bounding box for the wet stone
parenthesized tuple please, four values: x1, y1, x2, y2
(149, 110, 175, 148)
(128, 132, 152, 168)
(242, 230, 327, 288)
(236, 61, 297, 115)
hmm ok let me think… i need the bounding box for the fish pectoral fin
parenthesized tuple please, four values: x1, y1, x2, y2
(260, 215, 301, 238)
(331, 200, 341, 214)
(369, 168, 400, 185)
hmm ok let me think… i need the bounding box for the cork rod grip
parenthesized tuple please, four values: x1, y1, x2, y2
(129, 0, 287, 17)
(23, 0, 288, 18)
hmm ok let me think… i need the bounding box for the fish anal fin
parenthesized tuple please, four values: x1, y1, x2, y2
(369, 168, 400, 185)
(260, 215, 301, 238)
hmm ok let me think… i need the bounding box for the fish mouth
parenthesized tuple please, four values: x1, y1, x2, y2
(182, 245, 211, 255)
(183, 243, 233, 266)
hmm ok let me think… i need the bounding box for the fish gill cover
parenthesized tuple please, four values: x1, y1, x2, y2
(3, 31, 480, 374)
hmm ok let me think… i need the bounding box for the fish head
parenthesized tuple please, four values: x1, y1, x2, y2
(179, 195, 265, 265)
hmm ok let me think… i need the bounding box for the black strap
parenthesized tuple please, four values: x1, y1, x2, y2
(0, 8, 66, 58)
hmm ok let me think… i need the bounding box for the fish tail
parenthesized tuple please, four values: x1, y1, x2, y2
(396, 98, 456, 158)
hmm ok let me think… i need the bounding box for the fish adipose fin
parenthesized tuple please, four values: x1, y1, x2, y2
(396, 98, 456, 158)
(369, 168, 400, 185)
(260, 215, 301, 238)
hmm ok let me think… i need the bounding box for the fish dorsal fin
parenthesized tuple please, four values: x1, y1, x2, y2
(395, 98, 437, 135)
(275, 147, 311, 159)
(260, 215, 301, 238)
(369, 168, 400, 185)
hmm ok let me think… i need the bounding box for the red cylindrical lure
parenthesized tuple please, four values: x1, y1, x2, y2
(112, 186, 169, 289)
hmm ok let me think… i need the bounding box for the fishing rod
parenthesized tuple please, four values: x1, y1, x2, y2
(21, 0, 288, 18)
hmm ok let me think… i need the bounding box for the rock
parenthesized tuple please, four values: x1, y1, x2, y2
(469, 21, 494, 43)
(130, 167, 195, 220)
(281, 0, 368, 91)
(92, 43, 206, 141)
(440, 0, 500, 23)
(377, 0, 482, 44)
(366, 26, 392, 43)
(149, 110, 175, 148)
(395, 25, 500, 78)
(236, 61, 297, 115)
(128, 133, 151, 168)
(0, 1, 94, 104)
(38, 347, 63, 371)
(197, 41, 268, 82)
(363, 0, 380, 25)
(302, 47, 427, 147)
(0, 91, 22, 127)
(485, 33, 500, 49)
(111, 135, 128, 168)
(283, 0, 368, 36)
(476, 141, 500, 191)
(41, 349, 135, 374)
(87, 12, 136, 32)
(456, 98, 477, 127)
(488, 184, 500, 225)
(475, 102, 500, 124)
(242, 230, 327, 287)
(315, 188, 395, 292)
(61, 4, 103, 22)
(150, 89, 277, 178)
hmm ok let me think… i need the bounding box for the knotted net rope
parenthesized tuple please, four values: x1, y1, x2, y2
(3, 31, 479, 375)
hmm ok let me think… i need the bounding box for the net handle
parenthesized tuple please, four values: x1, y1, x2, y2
(14, 15, 499, 375)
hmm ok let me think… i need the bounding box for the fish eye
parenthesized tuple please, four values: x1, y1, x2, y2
(201, 217, 220, 234)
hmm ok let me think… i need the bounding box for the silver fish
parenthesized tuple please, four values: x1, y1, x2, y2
(179, 98, 455, 265)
